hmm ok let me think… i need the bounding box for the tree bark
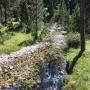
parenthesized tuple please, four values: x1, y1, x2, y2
(4, 7, 7, 24)
(34, 0, 38, 40)
(67, 0, 86, 74)
(80, 0, 86, 51)
(0, 5, 3, 23)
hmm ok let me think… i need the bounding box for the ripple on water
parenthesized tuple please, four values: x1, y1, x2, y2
(39, 63, 66, 90)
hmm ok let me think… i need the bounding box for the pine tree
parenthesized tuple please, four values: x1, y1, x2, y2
(27, 0, 44, 40)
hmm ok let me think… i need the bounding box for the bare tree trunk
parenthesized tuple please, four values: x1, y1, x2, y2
(34, 0, 38, 40)
(80, 0, 86, 52)
(67, 0, 86, 74)
(0, 5, 3, 23)
(4, 7, 7, 24)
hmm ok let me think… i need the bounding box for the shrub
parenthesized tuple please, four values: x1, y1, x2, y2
(0, 36, 4, 44)
(85, 34, 90, 40)
(0, 32, 12, 44)
(68, 3, 80, 33)
(7, 21, 21, 31)
(66, 32, 80, 48)
(63, 80, 77, 90)
(0, 24, 3, 29)
(18, 39, 35, 46)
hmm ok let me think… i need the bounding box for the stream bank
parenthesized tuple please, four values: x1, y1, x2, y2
(0, 24, 67, 90)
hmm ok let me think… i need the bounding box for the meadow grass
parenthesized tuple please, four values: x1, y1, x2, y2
(64, 39, 90, 90)
(0, 32, 33, 54)
(0, 22, 45, 54)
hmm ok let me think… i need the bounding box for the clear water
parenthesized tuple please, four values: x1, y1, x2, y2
(1, 87, 19, 90)
(39, 62, 64, 90)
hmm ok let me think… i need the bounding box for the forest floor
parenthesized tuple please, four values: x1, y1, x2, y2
(64, 37, 90, 90)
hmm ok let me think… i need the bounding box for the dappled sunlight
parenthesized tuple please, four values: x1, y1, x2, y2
(0, 33, 33, 54)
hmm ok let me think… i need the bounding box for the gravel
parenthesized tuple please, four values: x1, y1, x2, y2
(0, 42, 50, 64)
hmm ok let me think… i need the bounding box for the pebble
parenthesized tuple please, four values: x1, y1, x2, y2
(0, 42, 50, 64)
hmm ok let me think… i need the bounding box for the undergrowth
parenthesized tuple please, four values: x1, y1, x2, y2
(64, 38, 90, 90)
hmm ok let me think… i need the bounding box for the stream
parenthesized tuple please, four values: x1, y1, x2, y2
(39, 65, 63, 90)
(39, 25, 67, 90)
(39, 55, 66, 90)
(0, 24, 67, 90)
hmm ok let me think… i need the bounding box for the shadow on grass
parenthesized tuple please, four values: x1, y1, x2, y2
(66, 50, 84, 74)
(18, 40, 36, 46)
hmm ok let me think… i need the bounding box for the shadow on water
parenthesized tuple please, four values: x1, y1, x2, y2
(2, 63, 66, 90)
(38, 62, 65, 90)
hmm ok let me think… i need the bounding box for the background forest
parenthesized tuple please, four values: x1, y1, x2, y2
(0, 0, 90, 90)
(0, 0, 90, 54)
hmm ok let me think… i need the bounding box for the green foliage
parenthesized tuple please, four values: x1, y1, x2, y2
(0, 20, 45, 54)
(39, 29, 46, 41)
(0, 24, 3, 29)
(7, 21, 21, 31)
(0, 26, 15, 44)
(86, 16, 90, 34)
(18, 39, 35, 46)
(68, 3, 80, 32)
(64, 39, 90, 90)
(51, 1, 69, 27)
(0, 33, 12, 44)
(66, 32, 80, 48)
(0, 32, 33, 54)
(64, 80, 77, 90)
(0, 0, 45, 39)
(58, 2, 69, 26)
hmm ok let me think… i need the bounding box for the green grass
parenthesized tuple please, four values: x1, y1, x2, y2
(0, 21, 45, 54)
(0, 32, 33, 54)
(64, 39, 90, 90)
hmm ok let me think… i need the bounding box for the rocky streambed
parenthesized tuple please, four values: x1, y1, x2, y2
(0, 42, 52, 89)
(0, 42, 51, 64)
(39, 28, 67, 90)
(0, 24, 67, 90)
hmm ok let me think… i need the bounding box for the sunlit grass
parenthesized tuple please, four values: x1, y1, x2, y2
(0, 22, 45, 54)
(0, 32, 33, 54)
(64, 39, 90, 90)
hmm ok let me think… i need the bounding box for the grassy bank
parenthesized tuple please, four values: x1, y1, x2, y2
(0, 32, 33, 54)
(64, 39, 90, 90)
(0, 22, 45, 54)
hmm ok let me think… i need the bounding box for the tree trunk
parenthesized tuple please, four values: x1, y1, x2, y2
(34, 0, 38, 40)
(80, 0, 86, 51)
(67, 0, 86, 74)
(4, 7, 7, 24)
(0, 5, 3, 23)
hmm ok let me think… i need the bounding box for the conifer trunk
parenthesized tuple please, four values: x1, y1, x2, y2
(80, 0, 86, 52)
